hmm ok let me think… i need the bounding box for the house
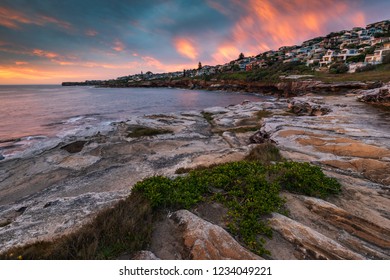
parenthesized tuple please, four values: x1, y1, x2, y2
(371, 37, 390, 46)
(365, 45, 390, 64)
(320, 50, 339, 66)
(338, 49, 359, 61)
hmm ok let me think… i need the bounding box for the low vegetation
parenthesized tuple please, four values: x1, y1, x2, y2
(255, 110, 272, 119)
(314, 63, 390, 82)
(1, 144, 341, 259)
(0, 192, 153, 260)
(244, 143, 283, 164)
(135, 154, 341, 255)
(201, 111, 214, 125)
(215, 61, 314, 82)
(127, 126, 172, 138)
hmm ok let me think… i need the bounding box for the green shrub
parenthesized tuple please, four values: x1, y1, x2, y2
(134, 159, 341, 256)
(127, 127, 172, 138)
(329, 63, 349, 74)
(270, 162, 341, 198)
(346, 54, 365, 63)
(201, 111, 214, 123)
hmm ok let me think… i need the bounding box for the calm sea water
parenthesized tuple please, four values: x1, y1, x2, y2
(0, 85, 267, 158)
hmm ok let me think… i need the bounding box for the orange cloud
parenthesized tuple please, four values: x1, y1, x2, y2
(33, 49, 59, 59)
(0, 65, 79, 82)
(173, 38, 198, 60)
(51, 59, 75, 66)
(0, 6, 72, 30)
(15, 61, 28, 65)
(208, 0, 368, 61)
(212, 45, 240, 64)
(139, 55, 196, 72)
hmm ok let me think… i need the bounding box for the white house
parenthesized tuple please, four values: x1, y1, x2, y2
(365, 44, 390, 64)
(338, 49, 359, 61)
(320, 50, 339, 66)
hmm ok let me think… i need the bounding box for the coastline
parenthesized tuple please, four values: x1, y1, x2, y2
(1, 87, 389, 259)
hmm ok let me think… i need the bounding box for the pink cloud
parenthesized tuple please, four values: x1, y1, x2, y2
(112, 40, 125, 52)
(85, 29, 98, 37)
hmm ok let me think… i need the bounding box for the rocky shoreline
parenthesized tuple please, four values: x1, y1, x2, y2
(63, 78, 384, 96)
(0, 88, 389, 259)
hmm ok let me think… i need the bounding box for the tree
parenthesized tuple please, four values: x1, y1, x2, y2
(232, 64, 240, 72)
(238, 52, 245, 60)
(198, 62, 202, 69)
(346, 54, 365, 63)
(183, 69, 186, 77)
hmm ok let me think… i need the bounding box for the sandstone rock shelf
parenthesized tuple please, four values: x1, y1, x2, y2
(1, 93, 389, 259)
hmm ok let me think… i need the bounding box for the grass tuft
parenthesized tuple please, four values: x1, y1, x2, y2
(0, 192, 153, 260)
(245, 143, 283, 164)
(255, 110, 272, 119)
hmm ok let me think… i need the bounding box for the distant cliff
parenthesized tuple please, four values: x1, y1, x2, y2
(62, 78, 382, 97)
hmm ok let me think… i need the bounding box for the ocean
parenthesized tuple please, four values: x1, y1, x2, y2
(0, 85, 267, 159)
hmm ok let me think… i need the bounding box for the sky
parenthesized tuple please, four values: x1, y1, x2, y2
(0, 0, 389, 85)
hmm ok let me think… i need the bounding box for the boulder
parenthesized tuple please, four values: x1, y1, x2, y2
(249, 129, 273, 144)
(356, 83, 390, 105)
(0, 155, 4, 161)
(288, 100, 331, 116)
(170, 210, 262, 260)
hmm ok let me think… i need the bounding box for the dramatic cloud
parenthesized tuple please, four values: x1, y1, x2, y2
(0, 0, 389, 84)
(208, 0, 372, 57)
(174, 38, 199, 60)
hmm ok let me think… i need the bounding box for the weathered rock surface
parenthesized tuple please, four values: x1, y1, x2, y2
(167, 210, 262, 260)
(269, 213, 365, 260)
(288, 99, 332, 116)
(277, 80, 381, 95)
(263, 94, 390, 259)
(1, 93, 390, 260)
(356, 82, 390, 106)
(131, 251, 160, 260)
